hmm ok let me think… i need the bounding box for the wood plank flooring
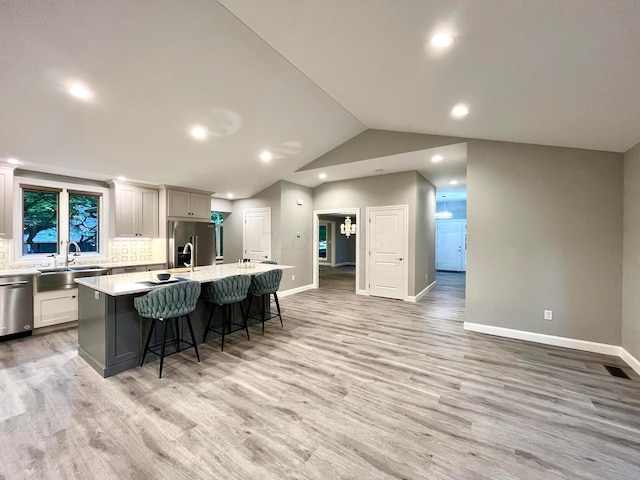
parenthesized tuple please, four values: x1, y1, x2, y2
(1, 270, 639, 479)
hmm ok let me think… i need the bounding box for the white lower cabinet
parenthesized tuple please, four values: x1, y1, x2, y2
(34, 289, 78, 328)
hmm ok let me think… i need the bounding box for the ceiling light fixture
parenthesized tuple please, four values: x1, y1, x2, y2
(189, 125, 208, 141)
(340, 216, 356, 238)
(451, 104, 469, 118)
(260, 151, 272, 162)
(318, 173, 327, 179)
(227, 193, 234, 199)
(7, 157, 21, 165)
(431, 33, 454, 48)
(450, 180, 458, 185)
(117, 176, 126, 181)
(431, 155, 443, 163)
(67, 82, 93, 101)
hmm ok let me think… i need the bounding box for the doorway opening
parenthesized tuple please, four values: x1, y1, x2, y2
(435, 191, 467, 294)
(313, 209, 359, 295)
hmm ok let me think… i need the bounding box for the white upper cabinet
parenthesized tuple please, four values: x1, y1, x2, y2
(167, 189, 211, 221)
(112, 183, 159, 238)
(0, 166, 14, 238)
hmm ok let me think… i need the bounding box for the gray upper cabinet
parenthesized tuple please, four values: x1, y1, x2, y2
(0, 166, 13, 238)
(112, 183, 159, 238)
(167, 189, 210, 221)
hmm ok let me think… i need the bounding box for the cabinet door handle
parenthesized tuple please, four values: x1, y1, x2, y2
(0, 281, 29, 287)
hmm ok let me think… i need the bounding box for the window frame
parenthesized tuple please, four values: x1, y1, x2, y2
(14, 176, 109, 263)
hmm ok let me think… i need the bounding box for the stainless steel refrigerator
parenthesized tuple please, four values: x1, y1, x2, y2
(167, 220, 216, 269)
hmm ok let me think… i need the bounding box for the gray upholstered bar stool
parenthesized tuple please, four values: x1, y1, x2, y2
(134, 280, 201, 378)
(201, 274, 251, 351)
(247, 269, 283, 335)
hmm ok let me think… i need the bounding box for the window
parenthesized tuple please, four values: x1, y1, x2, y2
(22, 188, 60, 255)
(21, 184, 103, 256)
(69, 191, 100, 253)
(211, 211, 224, 258)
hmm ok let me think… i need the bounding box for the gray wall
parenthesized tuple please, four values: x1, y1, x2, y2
(622, 141, 640, 359)
(278, 181, 313, 291)
(314, 171, 430, 296)
(226, 182, 281, 265)
(226, 181, 313, 292)
(416, 175, 437, 287)
(467, 140, 623, 345)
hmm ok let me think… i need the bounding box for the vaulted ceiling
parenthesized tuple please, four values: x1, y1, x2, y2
(1, 1, 638, 198)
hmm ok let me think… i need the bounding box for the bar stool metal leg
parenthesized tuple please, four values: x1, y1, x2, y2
(203, 304, 215, 343)
(141, 319, 155, 367)
(273, 292, 283, 327)
(185, 313, 200, 362)
(159, 318, 169, 379)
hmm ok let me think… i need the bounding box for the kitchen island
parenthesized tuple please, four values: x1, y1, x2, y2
(75, 263, 292, 377)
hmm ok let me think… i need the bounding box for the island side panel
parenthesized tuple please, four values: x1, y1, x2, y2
(106, 294, 146, 375)
(77, 284, 107, 373)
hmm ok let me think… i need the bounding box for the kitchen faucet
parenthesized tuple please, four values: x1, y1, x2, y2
(183, 242, 195, 273)
(64, 241, 81, 268)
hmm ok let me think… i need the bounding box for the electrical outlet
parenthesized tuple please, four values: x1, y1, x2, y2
(292, 274, 295, 281)
(425, 274, 428, 280)
(94, 291, 100, 300)
(544, 310, 553, 320)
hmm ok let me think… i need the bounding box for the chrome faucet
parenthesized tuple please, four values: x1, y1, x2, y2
(64, 241, 81, 268)
(183, 242, 195, 272)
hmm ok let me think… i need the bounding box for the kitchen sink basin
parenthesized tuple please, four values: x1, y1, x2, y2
(36, 266, 109, 292)
(37, 267, 69, 274)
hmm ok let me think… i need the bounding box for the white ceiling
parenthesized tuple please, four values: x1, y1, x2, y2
(2, 1, 639, 199)
(287, 142, 467, 196)
(221, 0, 640, 153)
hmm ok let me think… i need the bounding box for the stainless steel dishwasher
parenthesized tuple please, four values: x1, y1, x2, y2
(0, 275, 34, 339)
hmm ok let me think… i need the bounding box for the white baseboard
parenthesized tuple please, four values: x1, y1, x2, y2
(619, 347, 640, 376)
(278, 284, 315, 298)
(406, 281, 436, 303)
(357, 289, 368, 296)
(463, 322, 621, 356)
(464, 322, 640, 375)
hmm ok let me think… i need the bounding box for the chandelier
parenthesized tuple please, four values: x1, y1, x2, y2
(340, 216, 356, 238)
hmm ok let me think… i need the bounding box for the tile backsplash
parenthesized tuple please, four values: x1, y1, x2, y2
(0, 239, 8, 270)
(2, 238, 167, 270)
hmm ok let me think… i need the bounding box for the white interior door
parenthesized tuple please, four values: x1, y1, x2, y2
(243, 207, 271, 261)
(436, 220, 466, 272)
(368, 206, 407, 300)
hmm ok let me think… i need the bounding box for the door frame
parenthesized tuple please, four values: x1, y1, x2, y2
(313, 208, 360, 294)
(365, 204, 409, 300)
(318, 220, 336, 266)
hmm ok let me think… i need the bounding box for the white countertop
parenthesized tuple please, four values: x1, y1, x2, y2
(74, 263, 293, 296)
(0, 260, 166, 278)
(0, 268, 40, 277)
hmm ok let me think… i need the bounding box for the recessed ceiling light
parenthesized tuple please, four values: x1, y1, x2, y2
(450, 180, 458, 185)
(189, 125, 208, 141)
(227, 193, 234, 199)
(318, 173, 327, 179)
(67, 82, 93, 101)
(117, 176, 126, 181)
(431, 155, 443, 163)
(451, 104, 469, 118)
(260, 151, 272, 162)
(431, 33, 454, 48)
(7, 157, 21, 165)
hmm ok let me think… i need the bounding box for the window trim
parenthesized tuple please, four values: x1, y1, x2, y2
(14, 176, 109, 263)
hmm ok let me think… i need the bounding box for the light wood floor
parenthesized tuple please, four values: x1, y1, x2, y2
(1, 271, 639, 479)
